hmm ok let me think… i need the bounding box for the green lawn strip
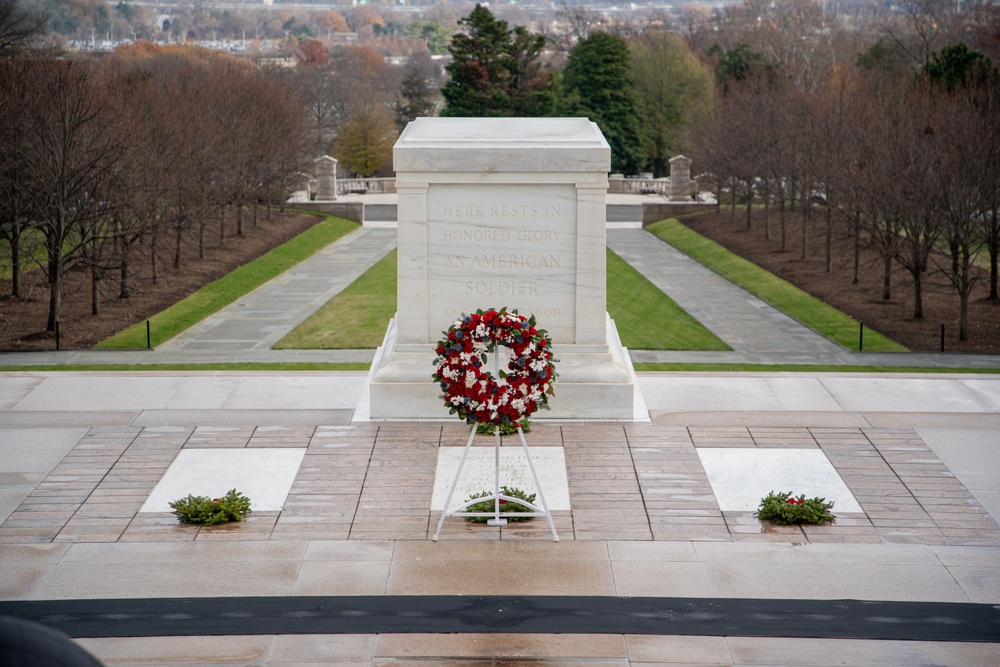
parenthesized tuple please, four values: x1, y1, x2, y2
(275, 249, 397, 349)
(276, 247, 730, 351)
(0, 363, 371, 372)
(606, 248, 730, 351)
(633, 362, 998, 373)
(646, 219, 907, 352)
(96, 215, 359, 349)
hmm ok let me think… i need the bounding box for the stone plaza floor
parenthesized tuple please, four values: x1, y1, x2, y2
(1, 371, 999, 665)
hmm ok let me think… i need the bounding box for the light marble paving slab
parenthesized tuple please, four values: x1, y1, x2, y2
(636, 377, 785, 412)
(700, 561, 969, 601)
(820, 377, 994, 413)
(291, 560, 391, 595)
(917, 427, 1000, 523)
(0, 427, 90, 523)
(78, 636, 275, 664)
(60, 541, 308, 564)
(270, 635, 375, 663)
(222, 376, 367, 409)
(764, 377, 843, 411)
(625, 635, 731, 664)
(140, 448, 305, 512)
(727, 637, 1000, 666)
(162, 376, 238, 409)
(945, 566, 1000, 603)
(11, 375, 186, 411)
(697, 448, 862, 513)
(0, 376, 43, 410)
(431, 446, 570, 511)
(961, 378, 1000, 411)
(34, 560, 300, 599)
(611, 560, 709, 597)
(693, 542, 939, 565)
(0, 428, 88, 472)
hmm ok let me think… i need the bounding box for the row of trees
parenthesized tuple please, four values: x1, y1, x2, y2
(0, 46, 308, 331)
(701, 44, 999, 341)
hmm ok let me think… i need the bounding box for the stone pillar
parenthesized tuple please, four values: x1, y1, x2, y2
(668, 155, 693, 202)
(313, 155, 338, 201)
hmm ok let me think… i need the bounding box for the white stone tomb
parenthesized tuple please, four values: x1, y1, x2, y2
(368, 117, 638, 419)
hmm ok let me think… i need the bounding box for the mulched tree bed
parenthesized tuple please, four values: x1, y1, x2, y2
(680, 209, 1000, 354)
(0, 211, 320, 351)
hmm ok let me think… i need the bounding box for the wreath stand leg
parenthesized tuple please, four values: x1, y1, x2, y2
(432, 424, 559, 542)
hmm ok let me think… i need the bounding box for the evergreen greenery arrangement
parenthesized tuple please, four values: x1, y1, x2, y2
(475, 419, 531, 436)
(756, 491, 836, 525)
(464, 486, 537, 523)
(169, 489, 252, 525)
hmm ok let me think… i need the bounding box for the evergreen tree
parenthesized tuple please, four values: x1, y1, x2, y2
(393, 64, 437, 131)
(440, 4, 552, 117)
(561, 32, 648, 175)
(922, 43, 996, 92)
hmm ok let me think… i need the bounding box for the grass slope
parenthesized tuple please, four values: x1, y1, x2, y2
(275, 249, 397, 349)
(606, 248, 729, 350)
(276, 248, 729, 351)
(96, 215, 359, 349)
(646, 218, 906, 352)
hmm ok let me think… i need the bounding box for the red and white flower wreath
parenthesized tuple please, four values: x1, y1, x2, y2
(432, 308, 557, 426)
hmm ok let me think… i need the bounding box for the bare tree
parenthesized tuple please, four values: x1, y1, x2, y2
(0, 0, 47, 56)
(13, 59, 129, 330)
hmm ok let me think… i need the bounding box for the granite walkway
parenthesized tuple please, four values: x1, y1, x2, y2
(156, 226, 396, 355)
(4, 224, 999, 369)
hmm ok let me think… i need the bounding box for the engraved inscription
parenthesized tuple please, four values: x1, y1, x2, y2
(427, 183, 577, 341)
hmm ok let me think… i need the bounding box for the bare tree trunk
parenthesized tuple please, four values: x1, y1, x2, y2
(763, 186, 770, 240)
(198, 220, 205, 259)
(912, 267, 923, 319)
(47, 254, 62, 332)
(10, 221, 21, 298)
(825, 200, 833, 273)
(174, 224, 182, 268)
(151, 232, 159, 285)
(91, 264, 100, 316)
(991, 249, 999, 301)
(745, 187, 752, 231)
(987, 212, 998, 301)
(882, 253, 892, 301)
(730, 180, 737, 224)
(959, 247, 972, 341)
(236, 205, 244, 236)
(120, 249, 130, 299)
(852, 213, 860, 285)
(800, 181, 810, 261)
(779, 197, 787, 252)
(252, 202, 258, 229)
(219, 207, 226, 245)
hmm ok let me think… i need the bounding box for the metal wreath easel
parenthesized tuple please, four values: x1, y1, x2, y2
(432, 345, 559, 542)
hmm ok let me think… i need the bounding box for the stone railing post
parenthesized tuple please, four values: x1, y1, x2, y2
(668, 155, 693, 202)
(314, 155, 338, 201)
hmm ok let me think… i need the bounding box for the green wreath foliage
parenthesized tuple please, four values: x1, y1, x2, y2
(169, 489, 253, 525)
(756, 491, 836, 525)
(475, 418, 532, 436)
(464, 486, 537, 523)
